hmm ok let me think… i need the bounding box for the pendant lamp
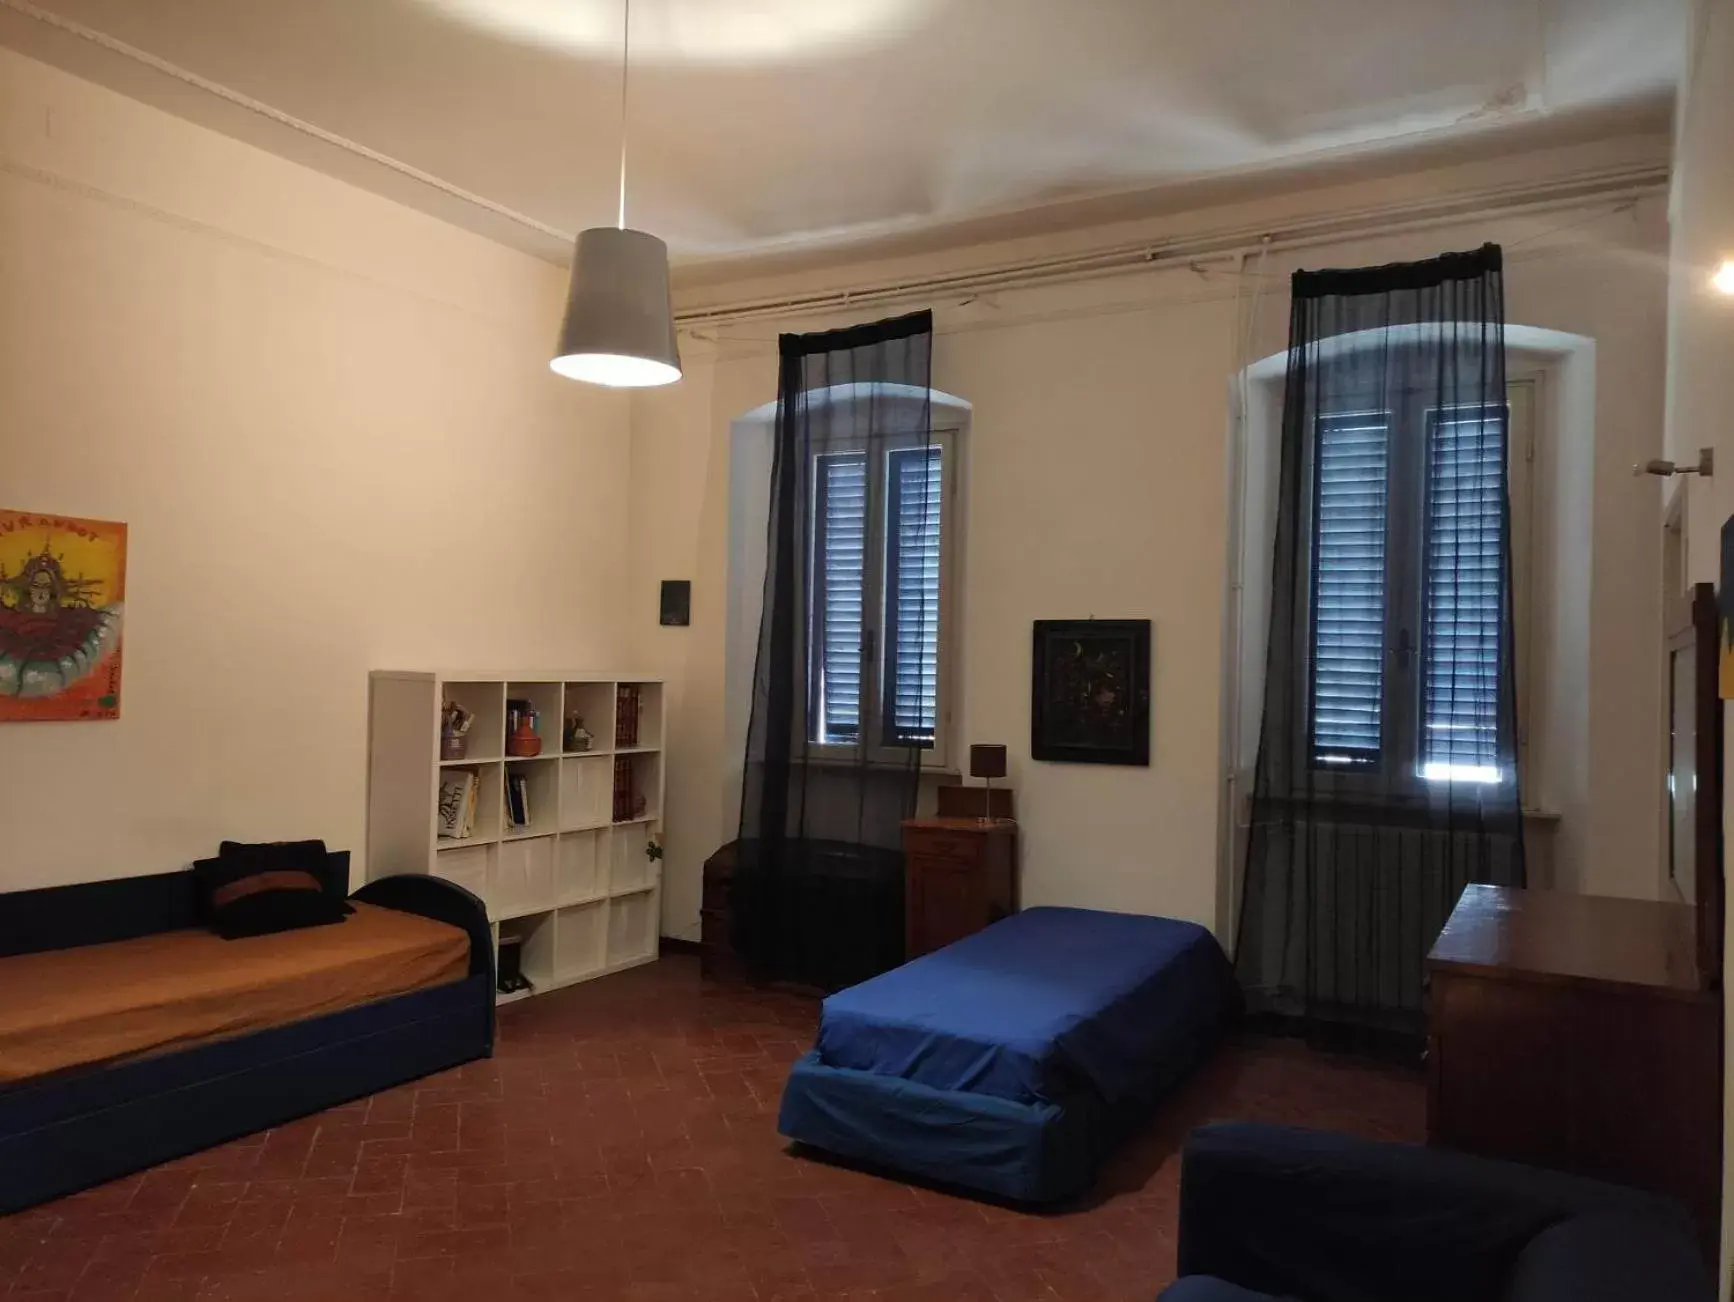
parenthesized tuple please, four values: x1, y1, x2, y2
(551, 0, 681, 387)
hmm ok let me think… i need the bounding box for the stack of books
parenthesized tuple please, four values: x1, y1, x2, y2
(437, 770, 480, 839)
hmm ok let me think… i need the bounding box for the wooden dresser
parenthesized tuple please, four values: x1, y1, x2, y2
(902, 817, 1018, 958)
(1427, 884, 1721, 1236)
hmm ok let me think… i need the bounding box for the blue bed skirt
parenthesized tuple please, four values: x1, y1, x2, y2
(780, 1050, 1104, 1202)
(779, 907, 1239, 1202)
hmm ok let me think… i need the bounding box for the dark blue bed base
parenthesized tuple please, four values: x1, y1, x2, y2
(0, 858, 495, 1214)
(778, 908, 1236, 1204)
(780, 1015, 1217, 1204)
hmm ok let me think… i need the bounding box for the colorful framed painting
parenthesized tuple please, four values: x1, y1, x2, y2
(0, 510, 127, 721)
(1031, 619, 1151, 765)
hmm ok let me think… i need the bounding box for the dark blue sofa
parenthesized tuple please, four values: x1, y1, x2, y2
(1160, 1123, 1713, 1302)
(0, 853, 494, 1214)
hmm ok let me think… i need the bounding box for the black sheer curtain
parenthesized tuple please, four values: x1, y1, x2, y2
(733, 310, 935, 991)
(1236, 245, 1524, 1050)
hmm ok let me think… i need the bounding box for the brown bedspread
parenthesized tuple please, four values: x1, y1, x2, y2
(0, 902, 470, 1085)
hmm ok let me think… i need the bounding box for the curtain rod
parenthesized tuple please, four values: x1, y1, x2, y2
(675, 164, 1666, 329)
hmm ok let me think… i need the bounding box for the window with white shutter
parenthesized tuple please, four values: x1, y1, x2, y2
(804, 432, 956, 762)
(1302, 386, 1526, 789)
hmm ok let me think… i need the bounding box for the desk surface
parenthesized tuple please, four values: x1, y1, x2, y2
(1428, 884, 1704, 997)
(903, 818, 1018, 834)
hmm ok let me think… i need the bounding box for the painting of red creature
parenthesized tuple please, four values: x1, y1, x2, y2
(0, 511, 126, 721)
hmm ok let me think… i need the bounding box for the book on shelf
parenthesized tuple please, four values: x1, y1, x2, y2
(615, 684, 640, 748)
(613, 756, 634, 823)
(437, 770, 476, 839)
(505, 771, 532, 830)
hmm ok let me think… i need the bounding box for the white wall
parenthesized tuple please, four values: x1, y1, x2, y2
(636, 142, 1673, 945)
(1659, 0, 1734, 1288)
(0, 49, 633, 889)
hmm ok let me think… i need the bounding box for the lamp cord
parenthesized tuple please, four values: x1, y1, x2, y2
(617, 0, 630, 230)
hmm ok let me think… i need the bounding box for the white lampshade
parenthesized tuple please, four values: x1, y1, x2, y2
(551, 227, 682, 388)
(1713, 257, 1734, 297)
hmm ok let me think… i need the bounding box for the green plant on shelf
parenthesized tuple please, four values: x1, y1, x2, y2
(645, 838, 664, 862)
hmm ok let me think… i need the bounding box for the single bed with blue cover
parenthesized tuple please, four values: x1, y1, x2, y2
(778, 906, 1239, 1202)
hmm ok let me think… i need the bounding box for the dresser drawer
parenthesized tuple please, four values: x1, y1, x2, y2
(907, 853, 976, 879)
(904, 829, 985, 863)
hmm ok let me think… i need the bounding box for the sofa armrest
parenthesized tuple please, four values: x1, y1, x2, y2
(1504, 1212, 1711, 1302)
(1176, 1124, 1694, 1302)
(352, 875, 493, 983)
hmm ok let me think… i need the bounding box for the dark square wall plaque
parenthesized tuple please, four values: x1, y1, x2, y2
(1031, 620, 1151, 766)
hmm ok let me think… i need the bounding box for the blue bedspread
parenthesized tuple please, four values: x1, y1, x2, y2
(816, 906, 1237, 1106)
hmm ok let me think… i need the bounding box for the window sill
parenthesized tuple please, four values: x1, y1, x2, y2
(799, 755, 959, 777)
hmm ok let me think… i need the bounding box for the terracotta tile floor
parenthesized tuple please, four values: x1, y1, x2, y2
(1, 956, 1423, 1302)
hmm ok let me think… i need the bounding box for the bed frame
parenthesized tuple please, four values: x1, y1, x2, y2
(0, 856, 494, 1214)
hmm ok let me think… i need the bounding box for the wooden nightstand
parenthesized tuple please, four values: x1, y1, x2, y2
(902, 817, 1018, 958)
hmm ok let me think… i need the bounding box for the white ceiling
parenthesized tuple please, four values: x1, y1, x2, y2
(0, 0, 1686, 269)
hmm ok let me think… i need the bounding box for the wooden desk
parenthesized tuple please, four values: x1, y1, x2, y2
(902, 818, 1018, 958)
(1427, 885, 1721, 1234)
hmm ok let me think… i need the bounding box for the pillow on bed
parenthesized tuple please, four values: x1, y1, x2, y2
(197, 840, 352, 940)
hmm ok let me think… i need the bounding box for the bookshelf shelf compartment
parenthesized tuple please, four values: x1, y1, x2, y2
(440, 682, 505, 762)
(367, 670, 665, 1010)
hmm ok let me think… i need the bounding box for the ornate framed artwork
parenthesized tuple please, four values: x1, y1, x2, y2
(0, 510, 127, 721)
(1031, 619, 1150, 766)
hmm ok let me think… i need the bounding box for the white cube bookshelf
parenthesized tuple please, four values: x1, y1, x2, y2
(366, 671, 665, 1005)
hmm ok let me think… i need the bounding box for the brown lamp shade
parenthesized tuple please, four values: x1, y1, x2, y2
(969, 744, 1008, 780)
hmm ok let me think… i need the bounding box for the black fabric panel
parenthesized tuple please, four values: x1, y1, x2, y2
(1235, 244, 1524, 1047)
(778, 308, 933, 358)
(0, 870, 199, 958)
(726, 839, 904, 992)
(0, 853, 354, 957)
(0, 974, 492, 1214)
(735, 311, 934, 990)
(1173, 1124, 1701, 1302)
(1293, 244, 1503, 300)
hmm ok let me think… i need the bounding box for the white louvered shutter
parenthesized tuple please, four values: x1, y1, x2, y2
(1310, 412, 1390, 766)
(1421, 404, 1507, 782)
(884, 446, 943, 747)
(812, 451, 867, 744)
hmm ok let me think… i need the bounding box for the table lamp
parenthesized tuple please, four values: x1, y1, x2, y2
(969, 743, 1008, 824)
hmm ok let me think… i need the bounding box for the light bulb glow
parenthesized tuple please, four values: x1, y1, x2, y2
(1713, 258, 1734, 296)
(550, 352, 680, 387)
(420, 0, 926, 63)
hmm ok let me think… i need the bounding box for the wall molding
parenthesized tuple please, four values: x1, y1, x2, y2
(0, 0, 570, 245)
(674, 161, 1668, 327)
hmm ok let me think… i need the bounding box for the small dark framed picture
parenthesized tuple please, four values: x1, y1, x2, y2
(1031, 620, 1151, 766)
(660, 580, 691, 627)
